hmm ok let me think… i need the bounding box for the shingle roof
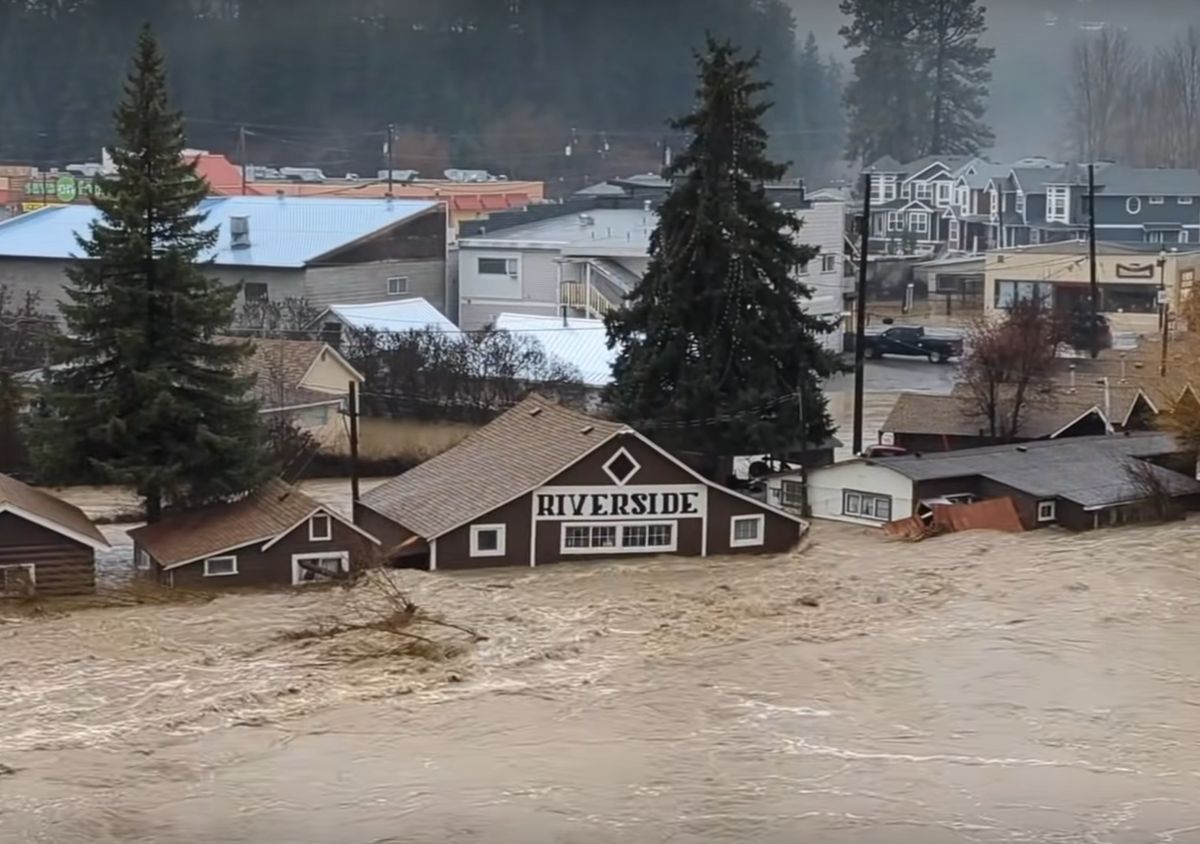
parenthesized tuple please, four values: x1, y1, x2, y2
(883, 391, 1108, 439)
(868, 431, 1197, 509)
(0, 473, 108, 549)
(494, 313, 617, 387)
(1094, 166, 1200, 196)
(963, 163, 1011, 189)
(316, 297, 459, 334)
(0, 196, 440, 268)
(129, 479, 324, 567)
(362, 395, 625, 538)
(868, 155, 903, 172)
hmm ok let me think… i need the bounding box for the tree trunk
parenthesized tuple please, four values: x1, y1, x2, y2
(144, 489, 162, 524)
(929, 8, 948, 154)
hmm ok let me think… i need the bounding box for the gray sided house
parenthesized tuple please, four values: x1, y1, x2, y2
(990, 163, 1200, 249)
(457, 181, 848, 354)
(0, 196, 450, 317)
(865, 154, 982, 254)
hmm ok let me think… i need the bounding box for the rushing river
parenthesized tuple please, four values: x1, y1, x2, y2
(5, 520, 1200, 843)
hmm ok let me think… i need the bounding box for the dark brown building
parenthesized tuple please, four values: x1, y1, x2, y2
(357, 396, 807, 571)
(129, 480, 379, 589)
(0, 472, 108, 597)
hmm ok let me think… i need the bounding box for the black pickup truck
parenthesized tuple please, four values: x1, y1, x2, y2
(862, 326, 963, 364)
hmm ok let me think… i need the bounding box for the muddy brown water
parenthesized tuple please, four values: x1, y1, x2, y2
(5, 521, 1200, 843)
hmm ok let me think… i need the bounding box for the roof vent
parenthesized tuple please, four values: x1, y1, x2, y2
(529, 407, 543, 417)
(230, 215, 251, 249)
(580, 425, 595, 435)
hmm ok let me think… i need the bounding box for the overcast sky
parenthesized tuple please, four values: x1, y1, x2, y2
(786, 0, 1200, 160)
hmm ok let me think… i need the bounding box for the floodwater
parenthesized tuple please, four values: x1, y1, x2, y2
(5, 520, 1200, 843)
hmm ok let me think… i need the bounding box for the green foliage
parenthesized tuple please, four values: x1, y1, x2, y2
(30, 27, 267, 520)
(605, 37, 840, 472)
(840, 0, 994, 162)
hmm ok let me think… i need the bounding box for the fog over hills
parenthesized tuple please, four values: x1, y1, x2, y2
(787, 0, 1200, 161)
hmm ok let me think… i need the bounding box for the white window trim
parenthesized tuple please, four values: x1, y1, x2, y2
(821, 254, 837, 273)
(137, 549, 151, 569)
(729, 514, 765, 548)
(203, 556, 239, 577)
(291, 551, 349, 586)
(308, 513, 333, 542)
(1149, 196, 1165, 205)
(1046, 185, 1069, 224)
(886, 211, 903, 232)
(1182, 230, 1191, 244)
(0, 563, 36, 594)
(478, 256, 520, 277)
(470, 523, 507, 557)
(1015, 191, 1026, 214)
(559, 521, 677, 555)
(602, 446, 642, 486)
(1179, 196, 1194, 205)
(386, 275, 408, 295)
(780, 480, 805, 509)
(909, 211, 929, 234)
(843, 490, 893, 522)
(1127, 196, 1142, 215)
(1037, 500, 1057, 523)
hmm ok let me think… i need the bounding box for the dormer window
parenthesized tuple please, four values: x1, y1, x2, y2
(309, 513, 332, 541)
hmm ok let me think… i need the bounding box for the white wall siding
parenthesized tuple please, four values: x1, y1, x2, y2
(798, 461, 914, 527)
(303, 259, 447, 313)
(459, 247, 567, 329)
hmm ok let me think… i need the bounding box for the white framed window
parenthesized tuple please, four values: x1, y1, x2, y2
(386, 276, 408, 295)
(796, 259, 810, 276)
(909, 211, 929, 234)
(1150, 195, 1165, 205)
(1127, 196, 1142, 215)
(936, 181, 952, 206)
(730, 514, 765, 548)
(203, 556, 238, 577)
(561, 522, 676, 554)
(870, 174, 897, 204)
(821, 254, 837, 273)
(308, 513, 333, 541)
(1179, 196, 1194, 205)
(1046, 186, 1069, 223)
(1015, 191, 1026, 215)
(948, 219, 961, 247)
(292, 551, 349, 585)
(136, 549, 151, 570)
(0, 563, 35, 596)
(478, 256, 519, 276)
(914, 182, 933, 201)
(470, 524, 507, 557)
(843, 490, 892, 522)
(901, 182, 911, 199)
(886, 211, 903, 232)
(243, 281, 269, 302)
(1182, 230, 1191, 244)
(1037, 500, 1057, 523)
(957, 185, 969, 211)
(780, 480, 805, 509)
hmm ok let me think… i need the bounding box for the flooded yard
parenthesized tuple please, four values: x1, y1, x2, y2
(5, 519, 1200, 842)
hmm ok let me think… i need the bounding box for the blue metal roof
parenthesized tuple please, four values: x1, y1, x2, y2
(0, 196, 440, 269)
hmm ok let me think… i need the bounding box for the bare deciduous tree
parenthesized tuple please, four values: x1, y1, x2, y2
(0, 288, 58, 474)
(1066, 27, 1139, 162)
(960, 301, 1061, 442)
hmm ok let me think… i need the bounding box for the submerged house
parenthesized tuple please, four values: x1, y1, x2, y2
(129, 480, 379, 588)
(774, 432, 1199, 531)
(0, 472, 108, 596)
(356, 395, 806, 570)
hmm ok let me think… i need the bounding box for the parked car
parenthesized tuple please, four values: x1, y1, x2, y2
(864, 444, 908, 458)
(1065, 311, 1113, 353)
(862, 326, 963, 364)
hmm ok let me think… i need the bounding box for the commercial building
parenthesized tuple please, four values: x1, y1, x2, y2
(0, 196, 450, 317)
(356, 395, 806, 570)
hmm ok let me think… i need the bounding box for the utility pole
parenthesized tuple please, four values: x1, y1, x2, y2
(348, 381, 361, 510)
(385, 123, 395, 197)
(853, 173, 872, 455)
(797, 379, 809, 516)
(237, 126, 248, 196)
(1088, 163, 1099, 358)
(1159, 253, 1171, 377)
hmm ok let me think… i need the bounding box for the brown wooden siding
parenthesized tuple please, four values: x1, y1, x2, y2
(321, 208, 447, 263)
(153, 514, 376, 589)
(0, 512, 95, 596)
(438, 494, 532, 571)
(705, 486, 802, 555)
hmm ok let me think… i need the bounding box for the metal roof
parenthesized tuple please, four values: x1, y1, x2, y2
(0, 196, 440, 269)
(867, 432, 1199, 509)
(494, 313, 617, 387)
(461, 207, 656, 252)
(317, 297, 458, 334)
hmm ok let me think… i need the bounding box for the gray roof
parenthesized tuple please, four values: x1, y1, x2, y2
(963, 163, 1012, 189)
(868, 155, 903, 172)
(1094, 166, 1200, 196)
(460, 207, 655, 252)
(869, 432, 1198, 510)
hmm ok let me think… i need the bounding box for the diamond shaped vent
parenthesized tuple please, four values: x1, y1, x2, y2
(603, 448, 640, 486)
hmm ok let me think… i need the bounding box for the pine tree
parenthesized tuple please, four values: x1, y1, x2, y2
(839, 0, 994, 163)
(31, 27, 266, 521)
(605, 37, 839, 476)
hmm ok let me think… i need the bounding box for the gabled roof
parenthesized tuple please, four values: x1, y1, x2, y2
(883, 390, 1112, 440)
(0, 473, 108, 550)
(493, 313, 617, 388)
(867, 155, 903, 172)
(222, 338, 364, 407)
(129, 479, 373, 568)
(864, 432, 1198, 510)
(362, 396, 626, 539)
(314, 297, 459, 334)
(961, 163, 1011, 190)
(1092, 165, 1200, 196)
(0, 197, 441, 269)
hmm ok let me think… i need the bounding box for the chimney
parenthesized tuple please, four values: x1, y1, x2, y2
(230, 215, 251, 249)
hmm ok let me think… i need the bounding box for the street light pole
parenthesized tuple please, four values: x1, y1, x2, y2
(853, 173, 872, 456)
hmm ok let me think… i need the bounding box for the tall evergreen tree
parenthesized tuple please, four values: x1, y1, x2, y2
(605, 37, 839, 476)
(31, 27, 266, 521)
(840, 0, 994, 163)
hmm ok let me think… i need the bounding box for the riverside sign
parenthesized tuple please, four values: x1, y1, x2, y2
(534, 485, 706, 520)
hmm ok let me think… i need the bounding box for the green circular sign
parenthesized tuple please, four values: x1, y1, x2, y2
(55, 177, 78, 202)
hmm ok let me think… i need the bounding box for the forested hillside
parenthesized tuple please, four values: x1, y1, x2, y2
(0, 0, 844, 186)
